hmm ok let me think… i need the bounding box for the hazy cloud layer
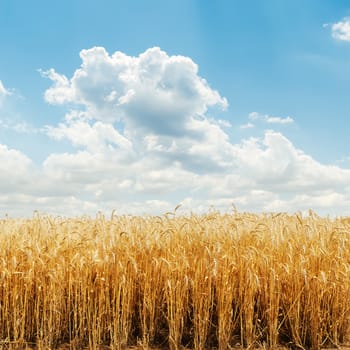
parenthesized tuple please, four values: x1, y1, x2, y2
(248, 112, 294, 125)
(2, 47, 350, 216)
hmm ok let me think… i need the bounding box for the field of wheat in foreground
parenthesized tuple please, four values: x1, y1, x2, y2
(1, 211, 350, 350)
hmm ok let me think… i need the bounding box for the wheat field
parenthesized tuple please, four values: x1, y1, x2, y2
(1, 210, 350, 349)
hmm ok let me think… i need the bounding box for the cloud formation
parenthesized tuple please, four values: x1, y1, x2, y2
(43, 47, 228, 137)
(1, 47, 350, 216)
(330, 18, 350, 42)
(0, 144, 33, 193)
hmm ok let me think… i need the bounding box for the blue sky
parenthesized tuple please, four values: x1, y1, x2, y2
(1, 0, 350, 216)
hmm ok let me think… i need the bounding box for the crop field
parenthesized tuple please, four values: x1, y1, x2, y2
(1, 210, 350, 349)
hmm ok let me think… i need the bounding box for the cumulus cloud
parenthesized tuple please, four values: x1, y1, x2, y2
(232, 131, 350, 191)
(43, 46, 228, 138)
(0, 144, 34, 194)
(330, 18, 350, 42)
(39, 120, 350, 216)
(2, 47, 350, 217)
(41, 69, 73, 104)
(46, 118, 133, 154)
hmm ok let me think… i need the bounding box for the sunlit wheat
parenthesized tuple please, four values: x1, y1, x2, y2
(0, 211, 350, 349)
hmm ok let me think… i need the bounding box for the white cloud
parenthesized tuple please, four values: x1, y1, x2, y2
(248, 111, 260, 120)
(0, 144, 34, 194)
(42, 46, 228, 138)
(40, 69, 73, 104)
(240, 122, 254, 129)
(232, 131, 350, 190)
(331, 18, 350, 42)
(38, 121, 350, 216)
(0, 144, 32, 174)
(2, 47, 350, 217)
(248, 111, 294, 124)
(265, 116, 294, 124)
(0, 80, 10, 103)
(46, 119, 133, 153)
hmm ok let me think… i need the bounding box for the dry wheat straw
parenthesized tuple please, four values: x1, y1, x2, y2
(0, 211, 350, 349)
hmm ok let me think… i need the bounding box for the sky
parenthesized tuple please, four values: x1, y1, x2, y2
(1, 0, 350, 217)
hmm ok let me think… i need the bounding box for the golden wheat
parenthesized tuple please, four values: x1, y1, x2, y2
(0, 211, 350, 349)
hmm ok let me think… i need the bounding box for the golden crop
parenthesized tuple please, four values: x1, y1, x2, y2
(1, 210, 350, 349)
